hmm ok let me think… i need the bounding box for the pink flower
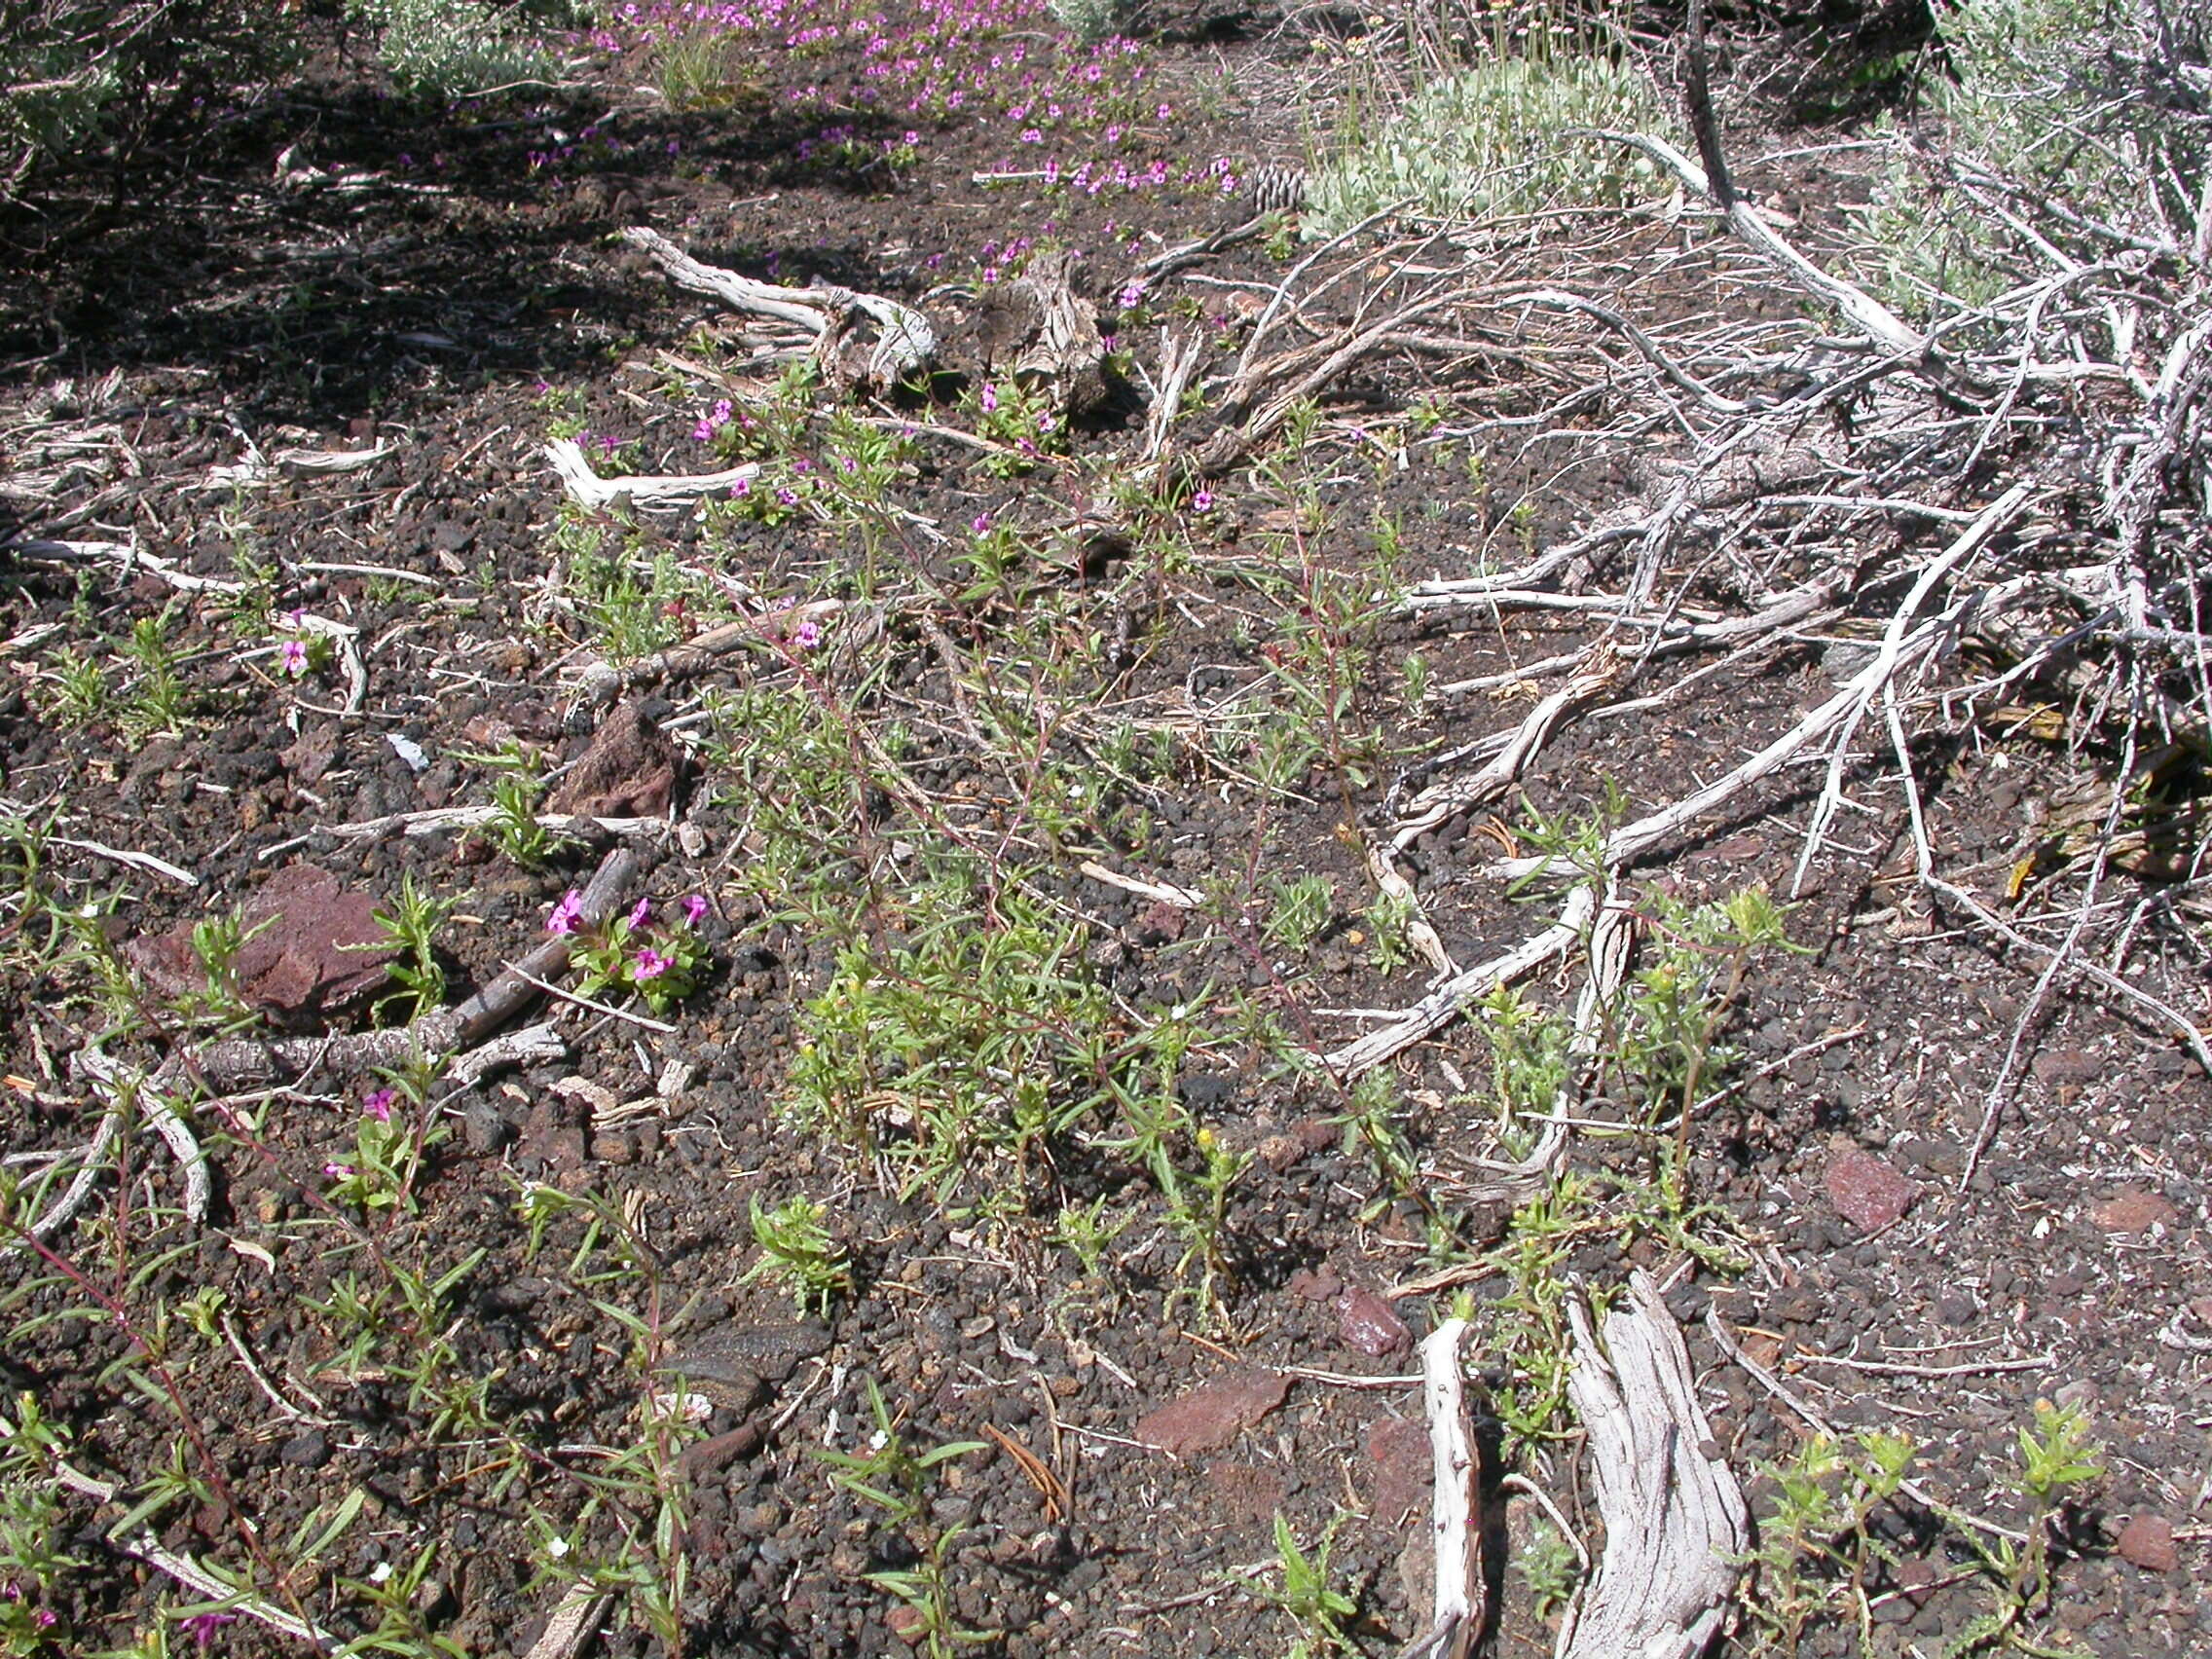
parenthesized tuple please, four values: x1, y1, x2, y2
(324, 1161, 353, 1179)
(363, 1088, 395, 1123)
(979, 384, 999, 413)
(682, 894, 709, 925)
(634, 947, 672, 981)
(1192, 490, 1214, 510)
(793, 620, 823, 649)
(971, 512, 991, 534)
(547, 890, 584, 935)
(280, 639, 309, 677)
(629, 897, 651, 930)
(183, 1612, 238, 1649)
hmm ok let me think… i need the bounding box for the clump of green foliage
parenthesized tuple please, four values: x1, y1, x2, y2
(1856, 0, 2208, 316)
(345, 0, 560, 98)
(1308, 50, 1669, 233)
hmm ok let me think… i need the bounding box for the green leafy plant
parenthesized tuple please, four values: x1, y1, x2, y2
(487, 767, 568, 868)
(561, 892, 712, 1014)
(1263, 874, 1336, 955)
(1517, 1520, 1581, 1621)
(1253, 1512, 1358, 1656)
(345, 0, 556, 97)
(741, 1194, 852, 1316)
(866, 1527, 994, 1659)
(1309, 51, 1668, 234)
(815, 1379, 987, 1529)
(368, 871, 455, 1024)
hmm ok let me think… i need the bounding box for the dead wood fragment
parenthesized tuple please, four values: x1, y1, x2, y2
(1580, 127, 1925, 355)
(1363, 834, 1455, 977)
(1560, 1272, 1747, 1659)
(1397, 1316, 1480, 1659)
(620, 225, 935, 387)
(1389, 667, 1616, 853)
(522, 1582, 611, 1659)
(972, 244, 1108, 412)
(1324, 885, 1597, 1078)
(545, 437, 758, 512)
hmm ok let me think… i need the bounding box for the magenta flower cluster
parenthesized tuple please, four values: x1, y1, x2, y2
(549, 889, 710, 989)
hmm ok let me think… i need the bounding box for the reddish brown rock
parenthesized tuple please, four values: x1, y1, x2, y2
(1133, 1368, 1288, 1457)
(2116, 1513, 2179, 1572)
(1336, 1287, 1412, 1357)
(1287, 1266, 1343, 1303)
(1825, 1148, 1917, 1232)
(1364, 1416, 1431, 1528)
(127, 864, 393, 1031)
(279, 722, 339, 785)
(2030, 1049, 2102, 1088)
(548, 700, 681, 817)
(2090, 1190, 2179, 1235)
(886, 1604, 929, 1645)
(1129, 900, 1186, 945)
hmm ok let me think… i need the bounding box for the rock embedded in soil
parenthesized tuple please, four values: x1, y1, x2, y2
(126, 863, 393, 1029)
(1336, 1286, 1412, 1356)
(547, 697, 682, 817)
(1364, 1416, 1431, 1527)
(2116, 1514, 2180, 1572)
(1825, 1146, 1918, 1231)
(2090, 1190, 2180, 1235)
(1133, 1367, 1289, 1457)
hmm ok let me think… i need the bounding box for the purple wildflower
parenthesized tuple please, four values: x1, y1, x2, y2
(363, 1088, 395, 1123)
(629, 897, 651, 930)
(183, 1612, 238, 1649)
(980, 384, 999, 414)
(1192, 490, 1214, 510)
(324, 1161, 353, 1179)
(280, 639, 309, 677)
(972, 512, 992, 534)
(547, 890, 584, 935)
(634, 947, 672, 981)
(682, 894, 709, 926)
(793, 620, 823, 649)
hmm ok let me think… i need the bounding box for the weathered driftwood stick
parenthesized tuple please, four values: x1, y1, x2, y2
(1363, 834, 1456, 977)
(1078, 859, 1203, 909)
(52, 1052, 211, 1229)
(1560, 1272, 1747, 1659)
(1578, 128, 1925, 356)
(1790, 483, 2033, 894)
(1491, 574, 2040, 886)
(1323, 884, 1597, 1077)
(1400, 1316, 1480, 1659)
(620, 225, 937, 383)
(522, 1583, 613, 1659)
(569, 599, 842, 713)
(545, 438, 759, 512)
(1390, 667, 1615, 852)
(20, 1101, 121, 1242)
(9, 537, 248, 595)
(186, 847, 642, 1091)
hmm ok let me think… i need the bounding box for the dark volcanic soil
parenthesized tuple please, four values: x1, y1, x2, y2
(0, 6, 2206, 1659)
